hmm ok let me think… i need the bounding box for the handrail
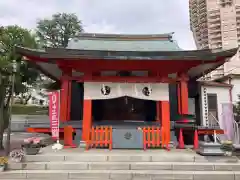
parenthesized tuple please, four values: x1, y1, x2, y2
(208, 112, 221, 143)
(233, 118, 240, 144)
(209, 111, 240, 144)
(208, 112, 219, 127)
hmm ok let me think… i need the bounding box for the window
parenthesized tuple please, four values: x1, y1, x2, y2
(207, 94, 218, 111)
(207, 93, 218, 121)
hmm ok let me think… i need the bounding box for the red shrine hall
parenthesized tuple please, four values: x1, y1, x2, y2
(16, 33, 237, 150)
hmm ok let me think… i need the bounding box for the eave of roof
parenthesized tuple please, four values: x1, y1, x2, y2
(215, 73, 240, 82)
(15, 46, 238, 81)
(199, 81, 232, 87)
(15, 46, 238, 61)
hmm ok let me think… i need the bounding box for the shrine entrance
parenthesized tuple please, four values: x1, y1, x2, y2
(92, 97, 157, 121)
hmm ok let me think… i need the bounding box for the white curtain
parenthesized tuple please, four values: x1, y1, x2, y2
(84, 82, 169, 101)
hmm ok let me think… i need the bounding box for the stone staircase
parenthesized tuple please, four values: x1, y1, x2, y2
(3, 151, 240, 180)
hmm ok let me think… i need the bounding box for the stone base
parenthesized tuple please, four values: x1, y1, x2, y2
(78, 141, 86, 148)
(197, 141, 225, 156)
(233, 144, 240, 156)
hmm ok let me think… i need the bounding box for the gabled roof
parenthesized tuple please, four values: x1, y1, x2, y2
(67, 33, 181, 51)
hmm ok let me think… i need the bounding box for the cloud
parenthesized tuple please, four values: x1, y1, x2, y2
(0, 0, 196, 50)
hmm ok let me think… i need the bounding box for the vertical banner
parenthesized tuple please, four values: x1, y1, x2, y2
(222, 103, 234, 141)
(49, 90, 60, 140)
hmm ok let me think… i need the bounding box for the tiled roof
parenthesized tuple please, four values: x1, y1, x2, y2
(67, 33, 181, 51)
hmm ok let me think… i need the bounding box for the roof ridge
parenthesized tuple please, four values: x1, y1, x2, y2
(75, 32, 174, 40)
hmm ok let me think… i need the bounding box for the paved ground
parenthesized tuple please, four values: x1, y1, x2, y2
(0, 115, 49, 156)
(0, 132, 51, 156)
(11, 115, 49, 131)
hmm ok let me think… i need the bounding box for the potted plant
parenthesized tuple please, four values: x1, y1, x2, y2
(221, 140, 234, 156)
(9, 149, 25, 163)
(22, 137, 43, 155)
(0, 157, 8, 172)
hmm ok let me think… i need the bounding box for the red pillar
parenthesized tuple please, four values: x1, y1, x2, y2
(156, 101, 161, 122)
(60, 77, 72, 122)
(177, 80, 189, 114)
(82, 100, 92, 141)
(159, 101, 170, 148)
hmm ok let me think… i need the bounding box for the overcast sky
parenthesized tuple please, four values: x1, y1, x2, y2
(0, 0, 196, 50)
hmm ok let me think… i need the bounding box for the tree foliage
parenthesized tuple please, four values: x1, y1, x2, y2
(36, 13, 83, 48)
(0, 25, 39, 150)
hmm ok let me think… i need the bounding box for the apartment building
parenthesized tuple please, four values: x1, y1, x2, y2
(189, 0, 240, 80)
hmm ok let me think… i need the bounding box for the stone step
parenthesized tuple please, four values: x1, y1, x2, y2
(22, 154, 239, 163)
(7, 161, 240, 171)
(1, 170, 240, 180)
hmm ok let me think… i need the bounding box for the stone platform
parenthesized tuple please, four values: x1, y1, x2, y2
(3, 147, 240, 180)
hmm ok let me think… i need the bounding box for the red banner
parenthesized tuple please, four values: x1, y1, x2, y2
(49, 90, 60, 140)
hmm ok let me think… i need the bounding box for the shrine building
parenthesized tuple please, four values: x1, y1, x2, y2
(16, 33, 238, 149)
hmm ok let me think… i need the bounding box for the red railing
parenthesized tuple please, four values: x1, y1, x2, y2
(143, 126, 165, 150)
(86, 126, 112, 150)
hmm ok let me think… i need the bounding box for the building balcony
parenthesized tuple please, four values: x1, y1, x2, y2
(209, 23, 221, 28)
(208, 11, 220, 17)
(199, 18, 207, 24)
(190, 0, 197, 6)
(210, 34, 221, 40)
(198, 9, 207, 15)
(208, 17, 221, 23)
(195, 30, 201, 36)
(199, 21, 208, 26)
(198, 0, 206, 4)
(208, 28, 221, 33)
(194, 26, 201, 31)
(190, 12, 198, 19)
(190, 8, 197, 14)
(200, 31, 208, 37)
(220, 0, 233, 6)
(191, 21, 198, 26)
(201, 43, 209, 49)
(201, 38, 209, 43)
(199, 12, 207, 18)
(198, 2, 206, 9)
(211, 41, 222, 45)
(211, 39, 222, 44)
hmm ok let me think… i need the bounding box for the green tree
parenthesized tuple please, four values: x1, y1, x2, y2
(36, 13, 83, 48)
(0, 25, 39, 150)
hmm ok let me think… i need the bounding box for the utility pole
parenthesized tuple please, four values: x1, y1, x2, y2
(5, 60, 17, 156)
